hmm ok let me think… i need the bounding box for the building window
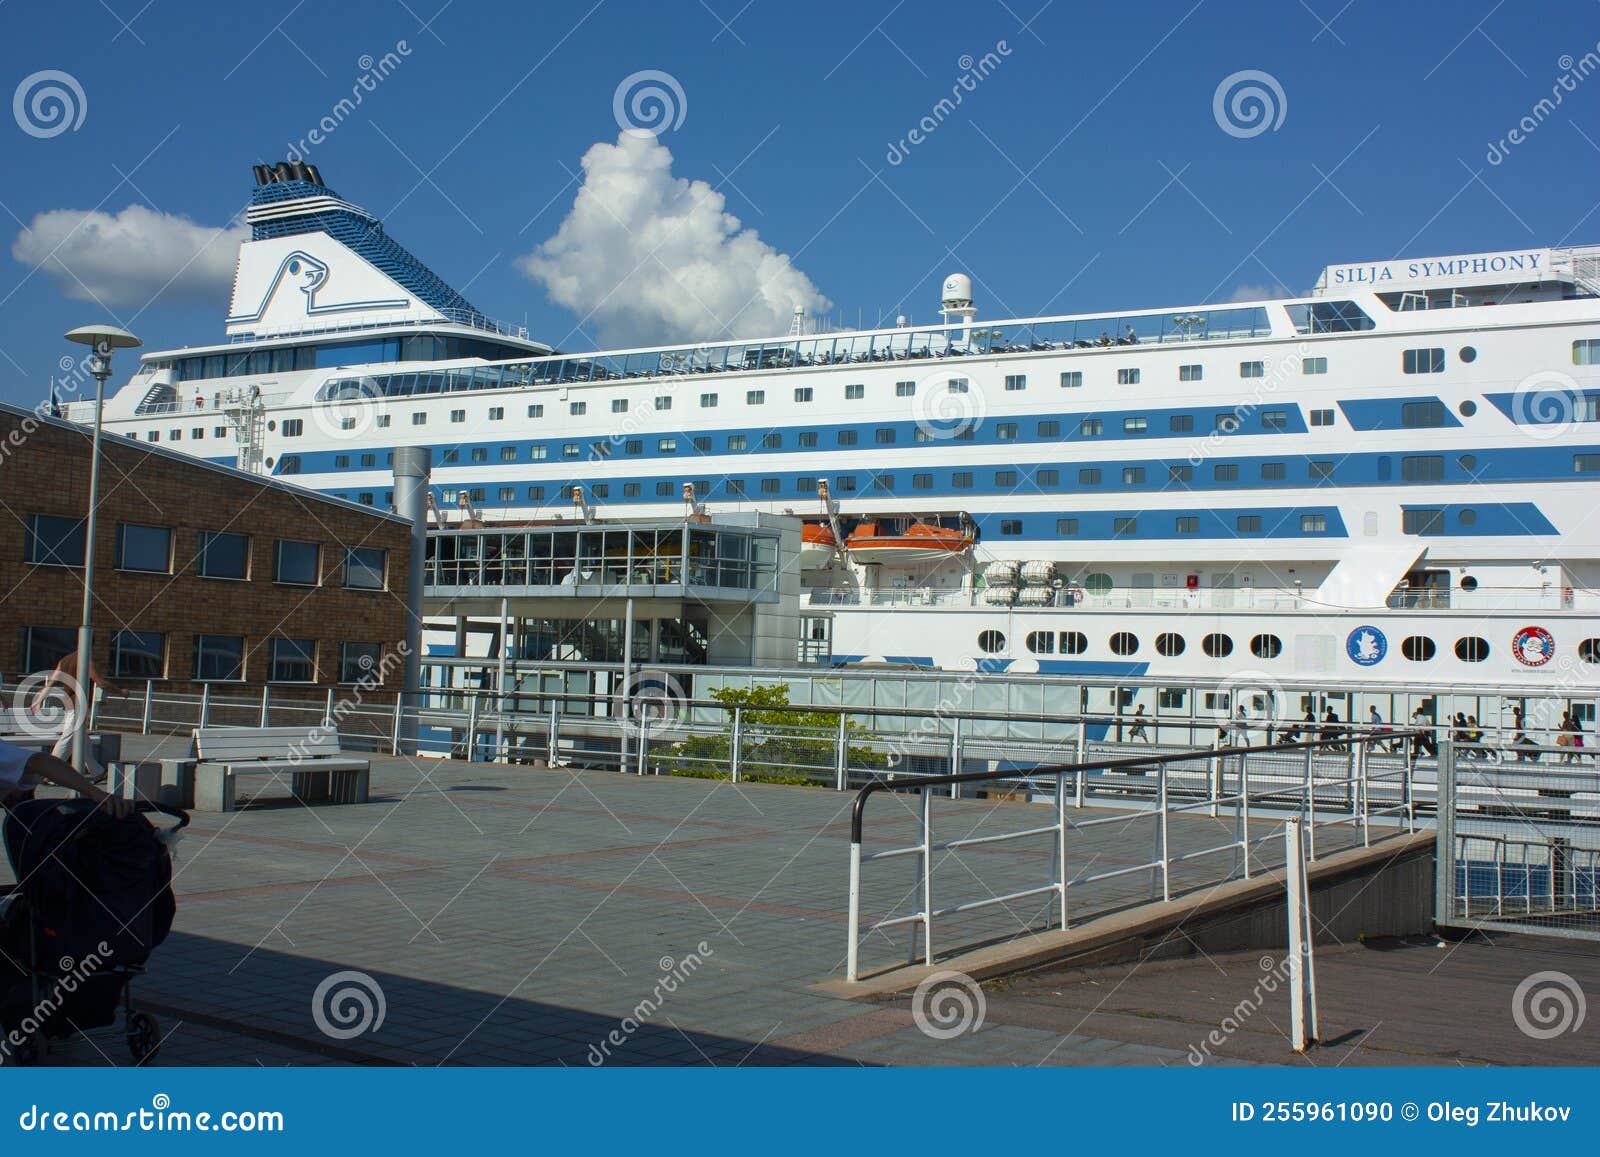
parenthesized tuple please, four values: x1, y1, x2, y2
(1079, 468, 1102, 485)
(1301, 513, 1327, 533)
(1000, 519, 1022, 535)
(20, 626, 74, 672)
(794, 387, 813, 402)
(1117, 368, 1140, 385)
(340, 547, 386, 590)
(281, 418, 303, 436)
(1401, 400, 1447, 428)
(1113, 517, 1138, 537)
(115, 523, 171, 574)
(1240, 361, 1264, 378)
(1310, 408, 1334, 426)
(896, 381, 916, 397)
(270, 638, 317, 683)
(1403, 347, 1445, 374)
(339, 642, 382, 683)
(1303, 357, 1327, 375)
(1004, 374, 1026, 391)
(1261, 462, 1286, 481)
(1179, 364, 1202, 382)
(24, 514, 85, 567)
(1060, 371, 1083, 388)
(197, 531, 249, 579)
(1057, 518, 1078, 535)
(1175, 516, 1199, 534)
(193, 634, 245, 682)
(1123, 416, 1147, 434)
(1236, 515, 1261, 533)
(1169, 414, 1194, 433)
(747, 389, 765, 404)
(1080, 418, 1103, 436)
(273, 537, 320, 582)
(845, 383, 864, 399)
(111, 630, 165, 680)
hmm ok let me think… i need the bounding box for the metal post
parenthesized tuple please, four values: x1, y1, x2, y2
(199, 683, 211, 728)
(465, 692, 480, 763)
(1208, 732, 1223, 817)
(392, 446, 431, 754)
(390, 692, 403, 756)
(259, 683, 271, 727)
(948, 715, 962, 799)
(547, 699, 559, 767)
(1239, 747, 1252, 878)
(846, 839, 862, 982)
(1285, 819, 1319, 1052)
(69, 352, 119, 774)
(1435, 739, 1456, 925)
(1074, 721, 1087, 807)
(1302, 744, 1317, 861)
(494, 596, 510, 763)
(835, 711, 849, 791)
(324, 686, 335, 728)
(619, 596, 634, 774)
(919, 787, 933, 965)
(730, 705, 744, 784)
(637, 716, 649, 776)
(1355, 739, 1369, 845)
(140, 679, 152, 734)
(1055, 771, 1069, 929)
(1157, 761, 1171, 901)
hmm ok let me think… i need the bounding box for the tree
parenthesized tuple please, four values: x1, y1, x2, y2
(664, 684, 885, 785)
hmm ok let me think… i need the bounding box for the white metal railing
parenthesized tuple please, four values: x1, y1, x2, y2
(843, 733, 1416, 981)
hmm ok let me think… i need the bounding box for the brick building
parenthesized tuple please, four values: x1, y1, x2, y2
(0, 402, 412, 697)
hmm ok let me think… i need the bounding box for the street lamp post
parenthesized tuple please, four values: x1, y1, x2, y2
(62, 324, 141, 773)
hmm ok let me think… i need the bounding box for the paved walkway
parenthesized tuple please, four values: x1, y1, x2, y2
(2, 737, 1427, 1066)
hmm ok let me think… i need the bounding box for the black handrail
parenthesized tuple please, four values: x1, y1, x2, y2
(847, 732, 1419, 844)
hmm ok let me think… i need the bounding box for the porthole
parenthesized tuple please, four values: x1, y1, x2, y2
(264, 457, 274, 468)
(1025, 631, 1055, 654)
(1459, 508, 1476, 526)
(1459, 575, 1478, 591)
(1458, 454, 1477, 471)
(1202, 633, 1234, 658)
(1156, 632, 1186, 657)
(1454, 636, 1489, 663)
(267, 420, 277, 431)
(1060, 631, 1088, 655)
(1459, 346, 1477, 363)
(977, 630, 1006, 655)
(1250, 633, 1283, 659)
(1084, 572, 1113, 593)
(1579, 638, 1600, 664)
(1459, 399, 1477, 417)
(1401, 635, 1436, 662)
(1110, 631, 1140, 656)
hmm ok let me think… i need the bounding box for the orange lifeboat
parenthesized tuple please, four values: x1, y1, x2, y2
(844, 521, 973, 564)
(799, 522, 838, 569)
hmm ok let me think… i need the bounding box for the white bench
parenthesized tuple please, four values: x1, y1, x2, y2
(192, 726, 371, 812)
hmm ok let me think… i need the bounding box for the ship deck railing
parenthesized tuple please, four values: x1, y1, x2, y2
(807, 584, 1593, 613)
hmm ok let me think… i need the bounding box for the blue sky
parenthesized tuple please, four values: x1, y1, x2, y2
(2, 0, 1599, 405)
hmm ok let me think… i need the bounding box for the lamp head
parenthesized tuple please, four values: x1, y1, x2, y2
(64, 325, 141, 352)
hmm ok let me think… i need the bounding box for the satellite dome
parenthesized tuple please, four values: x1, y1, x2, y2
(941, 273, 973, 308)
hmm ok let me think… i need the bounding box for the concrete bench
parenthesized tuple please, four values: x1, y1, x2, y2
(193, 726, 370, 812)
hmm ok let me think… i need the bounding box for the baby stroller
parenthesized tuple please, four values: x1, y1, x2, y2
(0, 798, 187, 1065)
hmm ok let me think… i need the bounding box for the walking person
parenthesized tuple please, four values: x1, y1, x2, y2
(32, 651, 126, 783)
(1128, 704, 1150, 743)
(0, 735, 132, 817)
(1409, 704, 1437, 762)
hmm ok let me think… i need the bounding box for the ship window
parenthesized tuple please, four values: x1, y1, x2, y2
(1302, 357, 1327, 375)
(334, 454, 350, 468)
(1300, 514, 1327, 533)
(1458, 508, 1476, 526)
(843, 383, 864, 400)
(655, 396, 672, 410)
(1261, 462, 1285, 481)
(725, 479, 744, 496)
(1402, 348, 1445, 374)
(896, 381, 915, 397)
(1038, 420, 1060, 437)
(700, 393, 718, 407)
(1169, 414, 1194, 433)
(1573, 339, 1600, 365)
(797, 477, 816, 493)
(872, 474, 893, 492)
(1310, 408, 1334, 426)
(1454, 636, 1489, 663)
(528, 486, 545, 500)
(1402, 455, 1444, 482)
(610, 399, 627, 413)
(1215, 413, 1240, 432)
(1459, 399, 1477, 417)
(1401, 635, 1436, 661)
(453, 408, 468, 421)
(1236, 515, 1261, 533)
(498, 487, 516, 502)
(1060, 371, 1082, 388)
(1123, 467, 1145, 484)
(1026, 631, 1055, 654)
(1175, 516, 1198, 535)
(837, 430, 858, 446)
(1403, 508, 1444, 535)
(1109, 631, 1139, 656)
(1169, 465, 1193, 483)
(531, 445, 549, 460)
(562, 443, 580, 459)
(471, 447, 488, 462)
(1060, 631, 1088, 654)
(1156, 632, 1185, 656)
(1117, 368, 1140, 385)
(1579, 639, 1600, 664)
(790, 386, 812, 403)
(1262, 410, 1287, 429)
(1123, 416, 1146, 433)
(1460, 575, 1478, 591)
(656, 482, 674, 497)
(625, 483, 642, 497)
(762, 432, 782, 449)
(1401, 400, 1447, 427)
(1056, 518, 1078, 535)
(1000, 520, 1022, 535)
(1239, 361, 1264, 378)
(1179, 364, 1202, 381)
(996, 422, 1018, 440)
(411, 412, 426, 425)
(1202, 633, 1233, 658)
(948, 378, 969, 393)
(995, 470, 1017, 486)
(759, 478, 778, 494)
(999, 374, 1025, 392)
(977, 630, 1005, 654)
(1575, 454, 1600, 473)
(728, 435, 747, 450)
(835, 476, 856, 492)
(1080, 418, 1103, 436)
(952, 472, 973, 489)
(1309, 460, 1334, 480)
(1250, 633, 1283, 659)
(1459, 346, 1477, 363)
(1079, 468, 1101, 485)
(1037, 468, 1059, 485)
(282, 419, 303, 437)
(912, 473, 933, 489)
(1083, 573, 1112, 593)
(441, 449, 459, 463)
(747, 389, 765, 404)
(1214, 464, 1238, 481)
(658, 438, 676, 453)
(528, 404, 543, 418)
(1113, 517, 1137, 536)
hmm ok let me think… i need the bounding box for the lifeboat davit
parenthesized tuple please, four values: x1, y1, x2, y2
(844, 521, 974, 564)
(799, 522, 838, 569)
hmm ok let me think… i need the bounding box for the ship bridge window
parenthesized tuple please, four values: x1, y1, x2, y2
(1286, 300, 1374, 334)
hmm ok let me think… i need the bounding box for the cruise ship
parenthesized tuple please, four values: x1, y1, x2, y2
(67, 161, 1600, 687)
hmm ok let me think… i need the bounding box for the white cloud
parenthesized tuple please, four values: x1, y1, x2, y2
(520, 131, 830, 347)
(12, 204, 246, 307)
(1229, 281, 1290, 302)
